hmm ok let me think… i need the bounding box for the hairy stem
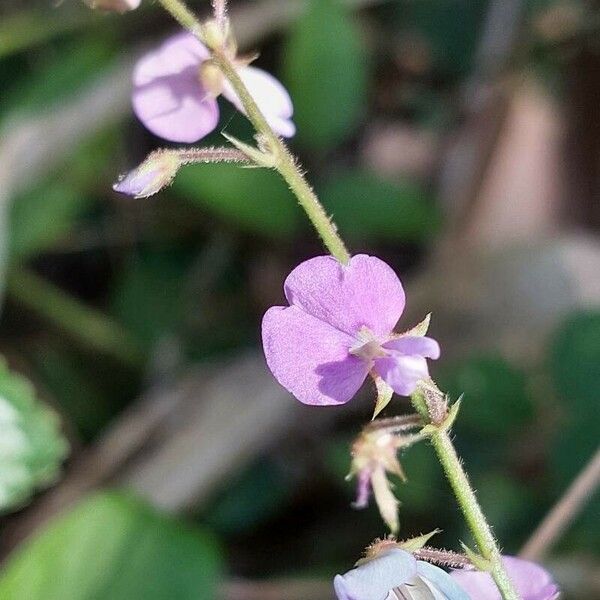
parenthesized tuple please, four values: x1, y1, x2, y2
(157, 0, 205, 39)
(158, 0, 350, 264)
(157, 1, 518, 597)
(212, 51, 349, 263)
(429, 429, 520, 600)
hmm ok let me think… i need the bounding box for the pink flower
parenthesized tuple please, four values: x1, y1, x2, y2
(261, 255, 440, 406)
(132, 33, 295, 143)
(450, 556, 560, 600)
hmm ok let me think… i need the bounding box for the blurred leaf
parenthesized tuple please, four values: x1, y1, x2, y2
(0, 492, 222, 600)
(437, 355, 534, 437)
(402, 0, 488, 78)
(9, 182, 87, 260)
(475, 473, 536, 548)
(0, 35, 116, 119)
(549, 311, 600, 413)
(283, 0, 367, 150)
(111, 250, 190, 347)
(0, 9, 93, 59)
(396, 441, 444, 514)
(548, 312, 600, 550)
(0, 360, 68, 513)
(9, 129, 118, 260)
(206, 459, 291, 534)
(29, 344, 126, 441)
(319, 171, 440, 242)
(173, 163, 300, 237)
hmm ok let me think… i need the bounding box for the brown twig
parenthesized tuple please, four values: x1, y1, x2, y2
(520, 446, 600, 560)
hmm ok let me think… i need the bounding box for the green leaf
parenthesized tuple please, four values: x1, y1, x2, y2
(9, 182, 87, 260)
(319, 171, 440, 242)
(111, 249, 190, 347)
(283, 0, 367, 150)
(436, 355, 534, 437)
(403, 0, 488, 78)
(548, 311, 600, 550)
(28, 343, 128, 441)
(0, 9, 93, 59)
(0, 360, 68, 513)
(0, 492, 222, 600)
(1, 36, 117, 120)
(9, 129, 118, 260)
(206, 460, 290, 535)
(173, 163, 300, 237)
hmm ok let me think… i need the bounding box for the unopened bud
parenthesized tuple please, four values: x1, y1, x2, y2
(113, 150, 180, 198)
(84, 0, 141, 13)
(199, 61, 224, 98)
(202, 18, 229, 51)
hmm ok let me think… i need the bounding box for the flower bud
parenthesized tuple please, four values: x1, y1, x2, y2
(113, 150, 180, 198)
(84, 0, 141, 13)
(199, 61, 225, 98)
(202, 18, 228, 51)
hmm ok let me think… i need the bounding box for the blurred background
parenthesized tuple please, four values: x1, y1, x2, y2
(0, 0, 599, 598)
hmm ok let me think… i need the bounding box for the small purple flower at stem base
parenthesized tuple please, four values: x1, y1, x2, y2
(132, 33, 295, 143)
(334, 547, 470, 600)
(262, 255, 440, 406)
(450, 556, 560, 600)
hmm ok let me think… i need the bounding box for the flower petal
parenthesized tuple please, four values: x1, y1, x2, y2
(383, 336, 441, 360)
(262, 306, 368, 405)
(222, 65, 296, 137)
(416, 562, 470, 600)
(132, 33, 219, 142)
(284, 255, 406, 338)
(334, 549, 417, 600)
(374, 355, 429, 397)
(450, 557, 559, 600)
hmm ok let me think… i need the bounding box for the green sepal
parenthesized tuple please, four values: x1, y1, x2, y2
(372, 376, 394, 419)
(403, 313, 431, 337)
(460, 542, 492, 572)
(399, 529, 441, 552)
(222, 133, 277, 168)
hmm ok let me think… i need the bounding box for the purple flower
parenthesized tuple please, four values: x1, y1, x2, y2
(334, 548, 470, 600)
(132, 33, 295, 143)
(262, 255, 440, 406)
(450, 556, 560, 600)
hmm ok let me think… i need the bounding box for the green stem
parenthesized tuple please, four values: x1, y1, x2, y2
(157, 1, 517, 597)
(158, 0, 350, 264)
(157, 0, 205, 39)
(7, 267, 144, 368)
(429, 429, 520, 600)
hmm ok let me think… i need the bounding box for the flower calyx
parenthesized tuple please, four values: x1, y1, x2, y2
(420, 397, 461, 437)
(348, 415, 425, 533)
